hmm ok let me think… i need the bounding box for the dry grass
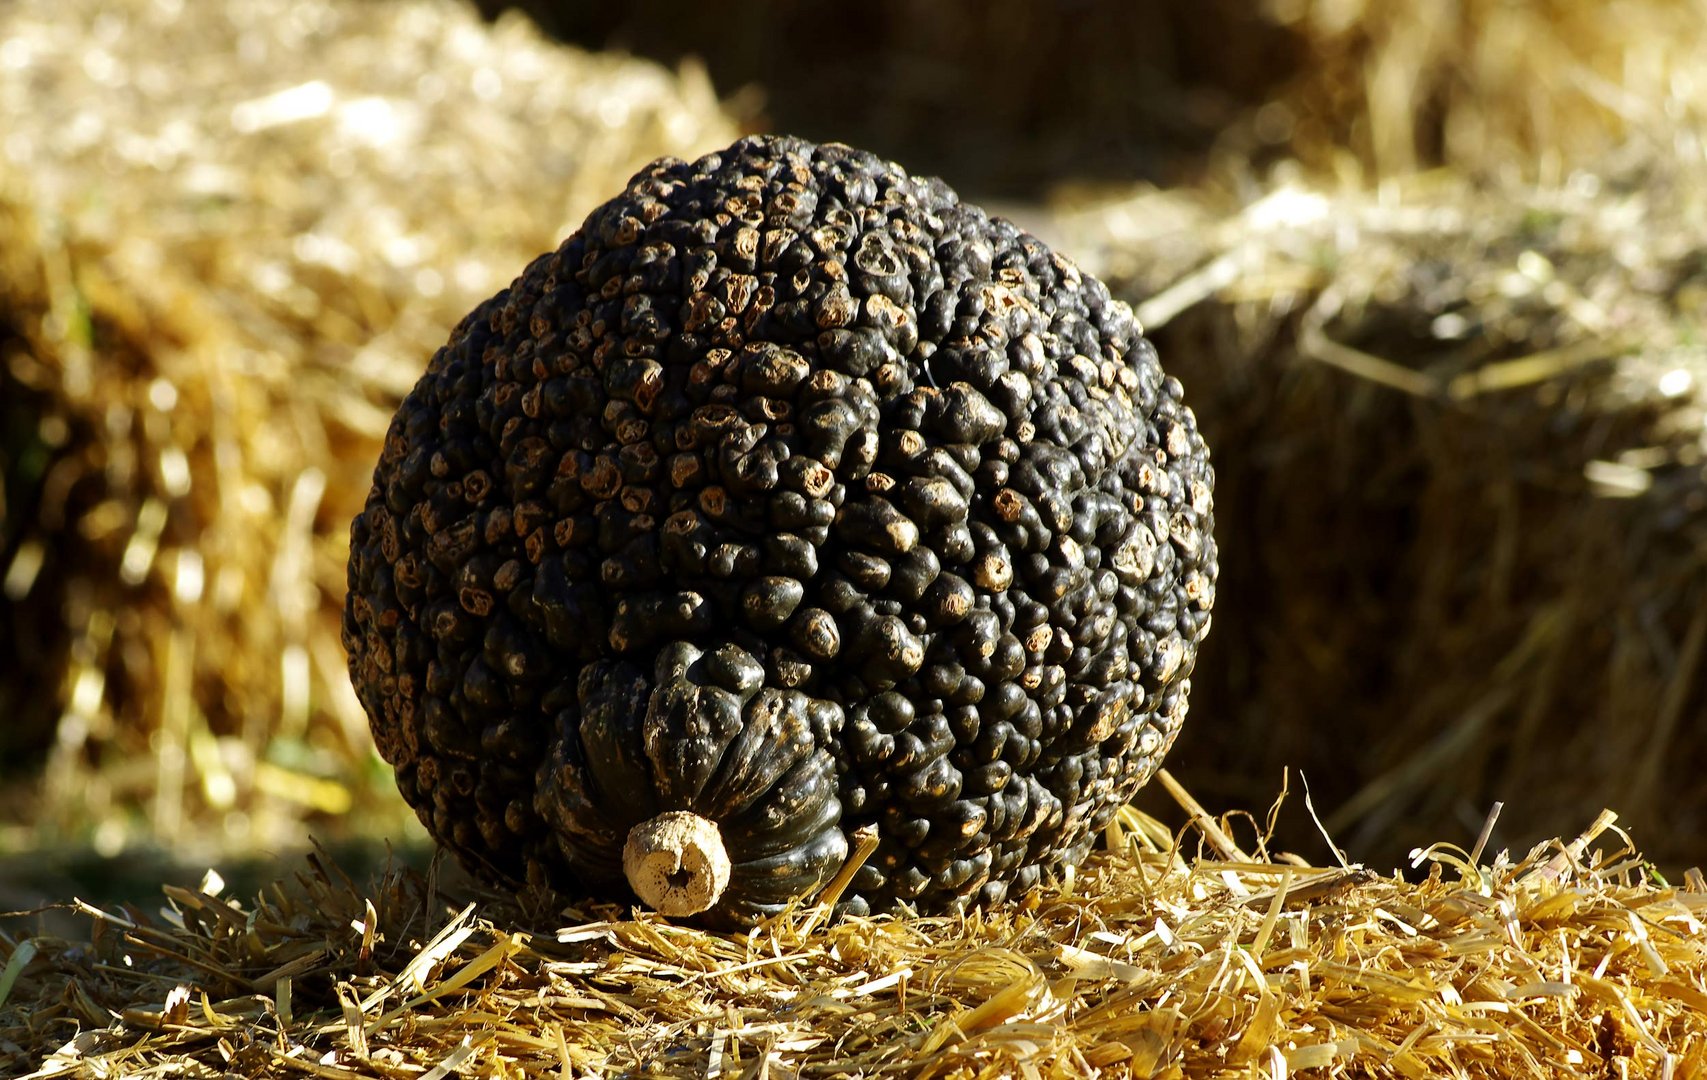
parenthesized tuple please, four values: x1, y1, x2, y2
(0, 0, 736, 854)
(2, 778, 1703, 1078)
(1246, 0, 1707, 183)
(1056, 153, 1707, 875)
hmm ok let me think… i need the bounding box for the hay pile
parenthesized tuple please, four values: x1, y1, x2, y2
(0, 0, 736, 851)
(1055, 158, 1707, 874)
(3, 783, 1702, 1077)
(1248, 0, 1707, 181)
(1040, 0, 1707, 889)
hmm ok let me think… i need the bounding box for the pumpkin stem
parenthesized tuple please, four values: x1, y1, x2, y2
(623, 811, 731, 916)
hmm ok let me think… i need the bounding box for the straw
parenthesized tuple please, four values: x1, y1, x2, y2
(1056, 157, 1707, 874)
(3, 776, 1702, 1078)
(0, 0, 737, 854)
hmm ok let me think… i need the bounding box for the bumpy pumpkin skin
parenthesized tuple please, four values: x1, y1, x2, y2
(342, 135, 1216, 925)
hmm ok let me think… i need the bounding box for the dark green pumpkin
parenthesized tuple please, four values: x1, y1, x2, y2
(342, 135, 1217, 925)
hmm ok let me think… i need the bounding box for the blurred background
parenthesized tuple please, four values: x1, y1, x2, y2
(2, 0, 1704, 904)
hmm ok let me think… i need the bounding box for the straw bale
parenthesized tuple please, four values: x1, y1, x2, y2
(0, 0, 736, 850)
(1245, 0, 1707, 182)
(1054, 158, 1707, 875)
(1, 786, 1702, 1077)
